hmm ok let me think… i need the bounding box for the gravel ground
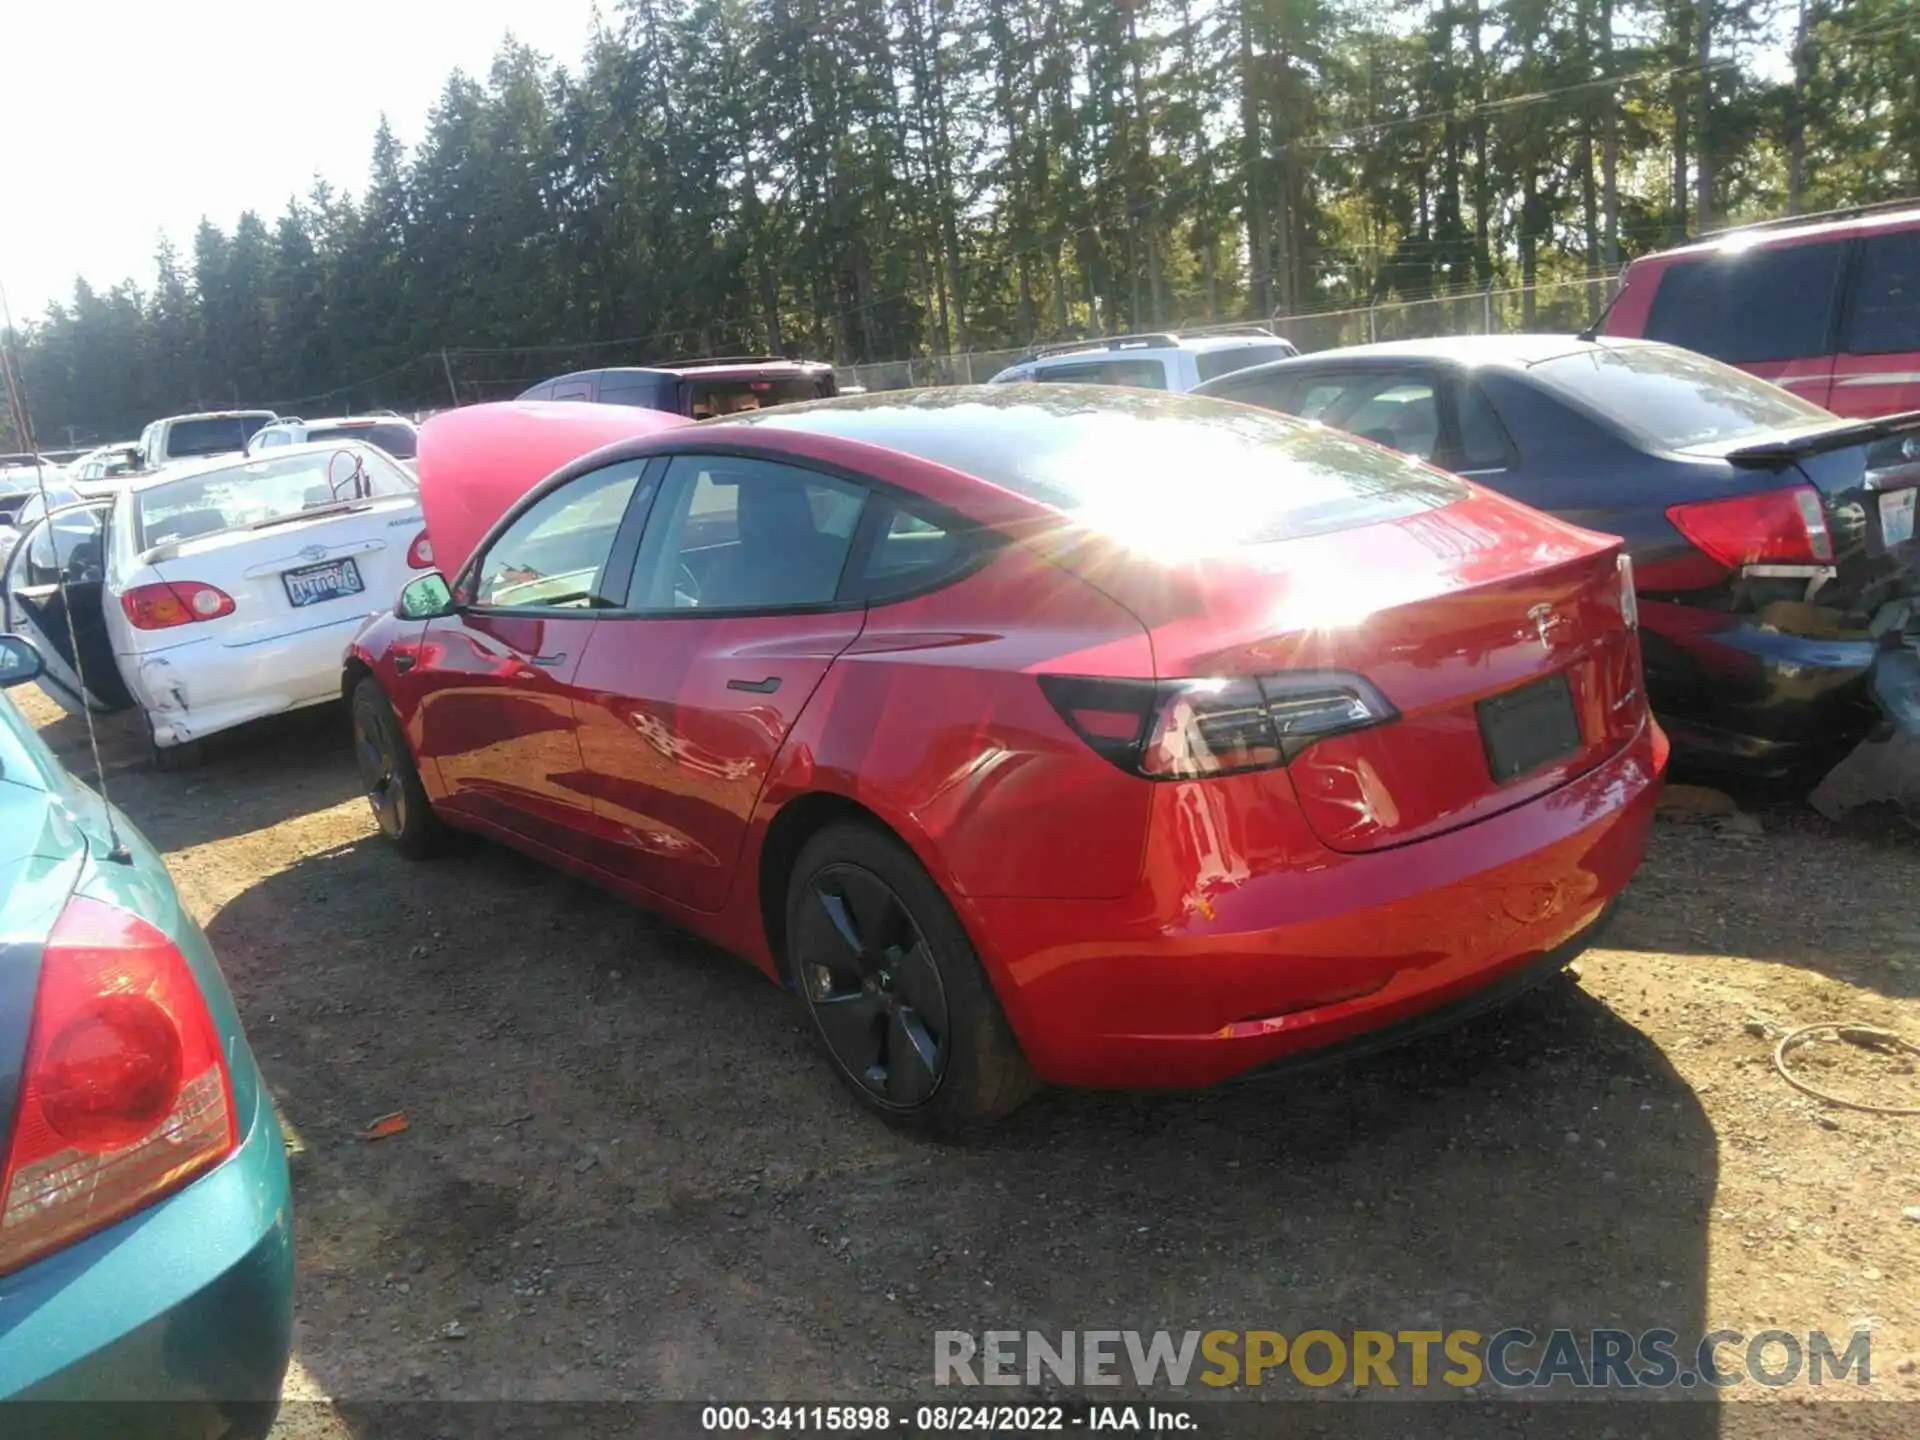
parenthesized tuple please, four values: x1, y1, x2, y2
(16, 688, 1920, 1436)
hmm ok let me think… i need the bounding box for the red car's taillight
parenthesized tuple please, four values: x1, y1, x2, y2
(406, 531, 434, 569)
(0, 897, 238, 1277)
(1666, 484, 1834, 570)
(120, 581, 235, 630)
(1039, 672, 1398, 778)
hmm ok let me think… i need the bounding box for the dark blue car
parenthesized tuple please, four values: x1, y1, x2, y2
(1196, 335, 1920, 782)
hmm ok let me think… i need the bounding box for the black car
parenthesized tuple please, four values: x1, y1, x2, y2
(518, 358, 836, 417)
(1195, 335, 1920, 781)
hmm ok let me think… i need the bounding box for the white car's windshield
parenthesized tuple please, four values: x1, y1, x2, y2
(136, 448, 415, 550)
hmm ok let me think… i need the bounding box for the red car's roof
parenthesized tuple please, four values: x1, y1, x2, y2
(415, 402, 691, 575)
(715, 384, 1495, 560)
(1628, 203, 1920, 268)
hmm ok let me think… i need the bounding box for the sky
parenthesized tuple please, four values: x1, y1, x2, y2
(0, 0, 605, 324)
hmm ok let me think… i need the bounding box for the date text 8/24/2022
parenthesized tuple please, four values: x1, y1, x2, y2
(700, 1406, 1197, 1432)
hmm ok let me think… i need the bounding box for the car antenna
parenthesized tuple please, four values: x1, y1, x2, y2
(0, 277, 132, 864)
(1577, 279, 1623, 342)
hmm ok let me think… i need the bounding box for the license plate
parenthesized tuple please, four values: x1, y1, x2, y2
(1478, 673, 1583, 783)
(1879, 488, 1917, 547)
(282, 557, 364, 608)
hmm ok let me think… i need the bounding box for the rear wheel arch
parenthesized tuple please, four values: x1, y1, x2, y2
(757, 792, 904, 985)
(753, 786, 981, 987)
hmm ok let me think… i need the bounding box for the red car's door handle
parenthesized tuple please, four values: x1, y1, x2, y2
(394, 653, 416, 674)
(727, 676, 782, 694)
(529, 653, 568, 668)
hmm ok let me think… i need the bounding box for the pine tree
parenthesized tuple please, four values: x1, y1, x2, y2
(7, 0, 1914, 436)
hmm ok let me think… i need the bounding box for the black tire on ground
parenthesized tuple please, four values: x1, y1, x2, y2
(785, 820, 1038, 1131)
(148, 719, 205, 772)
(351, 677, 451, 860)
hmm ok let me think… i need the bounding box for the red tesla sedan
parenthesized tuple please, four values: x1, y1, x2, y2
(344, 388, 1666, 1128)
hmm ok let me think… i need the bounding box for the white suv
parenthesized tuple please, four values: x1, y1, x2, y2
(986, 328, 1299, 391)
(247, 414, 419, 465)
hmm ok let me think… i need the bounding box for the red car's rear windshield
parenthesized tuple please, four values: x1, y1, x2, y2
(738, 386, 1467, 549)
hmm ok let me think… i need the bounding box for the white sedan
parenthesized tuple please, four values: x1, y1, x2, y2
(1, 441, 429, 754)
(0, 472, 84, 575)
(64, 441, 146, 497)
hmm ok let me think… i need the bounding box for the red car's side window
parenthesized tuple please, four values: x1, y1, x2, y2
(467, 462, 644, 611)
(1843, 230, 1920, 356)
(624, 456, 867, 614)
(1644, 241, 1846, 365)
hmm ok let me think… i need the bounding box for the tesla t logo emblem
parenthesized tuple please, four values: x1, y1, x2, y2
(1528, 603, 1570, 650)
(299, 544, 328, 562)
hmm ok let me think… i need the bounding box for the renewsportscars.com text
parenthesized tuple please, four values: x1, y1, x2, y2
(934, 1328, 1871, 1391)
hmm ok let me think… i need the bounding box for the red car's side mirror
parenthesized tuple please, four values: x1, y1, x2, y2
(395, 572, 455, 621)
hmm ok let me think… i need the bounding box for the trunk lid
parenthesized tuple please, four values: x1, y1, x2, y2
(1070, 492, 1644, 853)
(145, 496, 425, 646)
(415, 402, 692, 577)
(1680, 411, 1920, 623)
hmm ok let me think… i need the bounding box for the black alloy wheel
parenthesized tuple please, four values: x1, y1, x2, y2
(794, 862, 951, 1110)
(350, 677, 449, 858)
(353, 691, 407, 839)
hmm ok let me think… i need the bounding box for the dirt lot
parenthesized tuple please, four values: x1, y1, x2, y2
(17, 687, 1920, 1435)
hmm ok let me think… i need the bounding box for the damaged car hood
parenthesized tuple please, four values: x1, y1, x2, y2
(415, 402, 691, 578)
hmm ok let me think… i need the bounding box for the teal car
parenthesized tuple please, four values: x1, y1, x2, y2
(0, 635, 292, 1435)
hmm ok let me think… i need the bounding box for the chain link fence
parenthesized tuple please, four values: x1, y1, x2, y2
(316, 274, 1622, 414)
(1270, 273, 1617, 354)
(831, 275, 1617, 394)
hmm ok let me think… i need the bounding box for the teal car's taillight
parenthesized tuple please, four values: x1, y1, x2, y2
(0, 895, 238, 1277)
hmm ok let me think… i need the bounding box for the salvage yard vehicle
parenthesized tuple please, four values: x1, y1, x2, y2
(0, 633, 293, 1431)
(517, 357, 837, 418)
(344, 387, 1665, 1129)
(0, 442, 429, 757)
(0, 454, 67, 483)
(0, 498, 125, 719)
(0, 471, 83, 575)
(1, 461, 72, 527)
(1602, 199, 1920, 419)
(247, 413, 420, 464)
(1195, 335, 1920, 783)
(985, 326, 1298, 391)
(65, 441, 146, 497)
(137, 410, 279, 470)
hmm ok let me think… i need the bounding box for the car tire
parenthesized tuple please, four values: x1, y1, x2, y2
(785, 821, 1038, 1131)
(148, 722, 205, 773)
(351, 677, 450, 860)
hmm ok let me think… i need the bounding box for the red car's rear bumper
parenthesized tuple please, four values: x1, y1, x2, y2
(963, 718, 1667, 1089)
